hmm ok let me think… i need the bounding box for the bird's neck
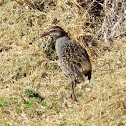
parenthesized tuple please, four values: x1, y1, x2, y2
(55, 33, 70, 40)
(55, 35, 70, 42)
(55, 36, 70, 56)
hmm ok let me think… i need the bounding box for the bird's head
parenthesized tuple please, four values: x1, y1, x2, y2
(41, 26, 68, 39)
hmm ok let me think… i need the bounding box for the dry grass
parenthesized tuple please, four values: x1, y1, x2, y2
(0, 0, 126, 126)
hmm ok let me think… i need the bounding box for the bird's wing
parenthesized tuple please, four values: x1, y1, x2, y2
(60, 40, 91, 82)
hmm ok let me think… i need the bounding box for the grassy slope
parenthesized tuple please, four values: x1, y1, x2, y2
(0, 0, 126, 126)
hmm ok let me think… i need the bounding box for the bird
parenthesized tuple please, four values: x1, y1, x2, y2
(41, 26, 92, 101)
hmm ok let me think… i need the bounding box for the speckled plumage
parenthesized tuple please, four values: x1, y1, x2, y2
(41, 26, 92, 101)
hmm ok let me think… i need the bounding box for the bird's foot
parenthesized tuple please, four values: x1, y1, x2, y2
(70, 93, 78, 102)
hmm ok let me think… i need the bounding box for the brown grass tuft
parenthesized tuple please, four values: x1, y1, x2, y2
(0, 0, 126, 125)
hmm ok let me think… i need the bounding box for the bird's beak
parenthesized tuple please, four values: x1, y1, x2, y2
(41, 31, 50, 37)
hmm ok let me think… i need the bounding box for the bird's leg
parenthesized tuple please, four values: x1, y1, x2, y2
(70, 81, 78, 102)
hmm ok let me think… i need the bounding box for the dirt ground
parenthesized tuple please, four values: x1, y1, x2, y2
(0, 0, 126, 126)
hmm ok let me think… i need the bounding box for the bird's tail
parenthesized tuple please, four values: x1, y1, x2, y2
(85, 70, 92, 82)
